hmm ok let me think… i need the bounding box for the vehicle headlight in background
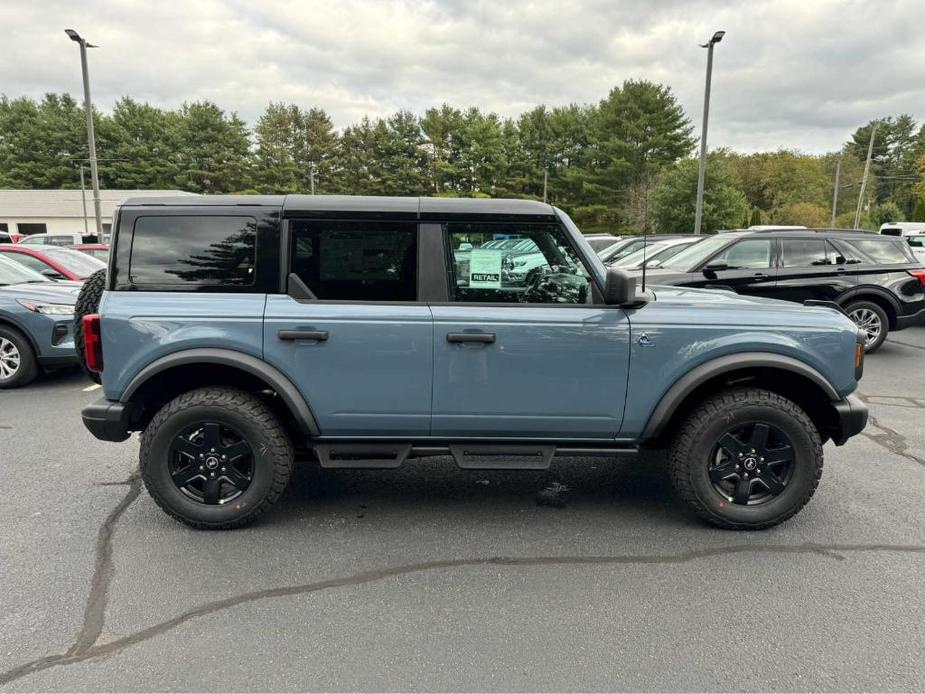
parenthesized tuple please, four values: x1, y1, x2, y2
(16, 300, 75, 315)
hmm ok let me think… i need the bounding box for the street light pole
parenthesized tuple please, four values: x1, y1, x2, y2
(65, 29, 103, 239)
(79, 164, 89, 236)
(694, 30, 725, 235)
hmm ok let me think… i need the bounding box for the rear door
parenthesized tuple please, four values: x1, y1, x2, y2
(263, 219, 433, 437)
(430, 220, 630, 439)
(772, 238, 855, 303)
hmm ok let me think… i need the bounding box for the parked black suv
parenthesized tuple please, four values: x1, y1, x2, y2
(634, 228, 925, 352)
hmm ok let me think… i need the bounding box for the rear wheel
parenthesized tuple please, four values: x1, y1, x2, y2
(73, 268, 106, 383)
(668, 388, 823, 530)
(845, 300, 888, 353)
(140, 387, 294, 529)
(0, 326, 38, 389)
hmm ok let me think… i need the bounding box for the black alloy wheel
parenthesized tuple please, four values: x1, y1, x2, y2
(708, 422, 795, 506)
(169, 421, 254, 505)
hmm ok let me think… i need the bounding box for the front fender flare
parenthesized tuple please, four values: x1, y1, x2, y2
(121, 348, 319, 436)
(641, 352, 839, 439)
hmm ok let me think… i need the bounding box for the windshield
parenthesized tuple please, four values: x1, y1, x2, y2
(0, 253, 48, 285)
(586, 237, 617, 252)
(659, 235, 733, 271)
(612, 240, 679, 268)
(43, 248, 106, 278)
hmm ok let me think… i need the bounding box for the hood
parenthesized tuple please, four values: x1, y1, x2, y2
(0, 281, 82, 304)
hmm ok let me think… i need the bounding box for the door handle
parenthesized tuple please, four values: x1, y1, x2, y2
(447, 332, 496, 344)
(278, 330, 328, 341)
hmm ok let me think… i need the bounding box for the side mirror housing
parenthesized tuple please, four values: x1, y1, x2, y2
(603, 267, 637, 305)
(702, 260, 728, 276)
(41, 269, 66, 280)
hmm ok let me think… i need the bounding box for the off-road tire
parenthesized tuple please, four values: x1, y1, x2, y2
(73, 268, 106, 383)
(140, 387, 294, 529)
(845, 300, 889, 353)
(668, 387, 823, 530)
(0, 325, 39, 389)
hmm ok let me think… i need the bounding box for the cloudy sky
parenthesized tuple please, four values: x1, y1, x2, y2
(2, 0, 923, 153)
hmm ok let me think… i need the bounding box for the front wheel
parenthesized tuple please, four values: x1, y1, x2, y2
(0, 326, 39, 389)
(668, 388, 823, 530)
(140, 387, 294, 529)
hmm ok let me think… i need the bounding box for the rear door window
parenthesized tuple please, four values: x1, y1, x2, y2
(781, 239, 830, 267)
(289, 220, 417, 301)
(129, 216, 257, 286)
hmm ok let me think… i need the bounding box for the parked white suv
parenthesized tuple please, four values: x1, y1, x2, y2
(18, 232, 99, 246)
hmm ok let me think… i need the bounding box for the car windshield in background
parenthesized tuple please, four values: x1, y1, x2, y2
(907, 236, 925, 248)
(658, 235, 732, 271)
(612, 240, 678, 267)
(83, 248, 110, 262)
(43, 248, 107, 277)
(585, 237, 618, 252)
(0, 253, 47, 285)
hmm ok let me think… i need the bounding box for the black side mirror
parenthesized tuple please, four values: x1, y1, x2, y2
(702, 260, 728, 277)
(603, 267, 636, 305)
(41, 269, 66, 280)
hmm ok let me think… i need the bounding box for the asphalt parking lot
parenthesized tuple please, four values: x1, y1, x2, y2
(1, 330, 924, 692)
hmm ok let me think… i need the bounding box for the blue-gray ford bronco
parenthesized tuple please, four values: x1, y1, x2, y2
(79, 195, 868, 530)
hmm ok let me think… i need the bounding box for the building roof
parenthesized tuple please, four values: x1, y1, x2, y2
(0, 189, 197, 218)
(120, 194, 558, 220)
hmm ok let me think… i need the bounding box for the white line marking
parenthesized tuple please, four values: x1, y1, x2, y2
(82, 384, 101, 392)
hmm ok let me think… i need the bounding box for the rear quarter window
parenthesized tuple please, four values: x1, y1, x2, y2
(842, 238, 915, 265)
(129, 216, 257, 286)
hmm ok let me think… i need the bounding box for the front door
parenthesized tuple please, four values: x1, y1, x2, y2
(691, 237, 779, 298)
(263, 219, 433, 437)
(431, 221, 630, 439)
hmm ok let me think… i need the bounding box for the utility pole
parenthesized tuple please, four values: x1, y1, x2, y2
(854, 125, 877, 229)
(310, 161, 315, 195)
(830, 155, 842, 227)
(65, 30, 103, 238)
(694, 30, 725, 235)
(543, 167, 548, 203)
(79, 164, 89, 236)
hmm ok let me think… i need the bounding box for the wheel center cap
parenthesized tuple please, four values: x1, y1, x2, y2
(743, 457, 758, 471)
(205, 456, 220, 470)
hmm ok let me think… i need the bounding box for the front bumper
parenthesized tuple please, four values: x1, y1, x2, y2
(82, 397, 133, 442)
(830, 393, 868, 445)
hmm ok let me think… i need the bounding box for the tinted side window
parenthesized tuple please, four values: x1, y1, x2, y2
(289, 220, 417, 301)
(842, 238, 913, 265)
(130, 216, 257, 285)
(713, 239, 772, 269)
(781, 239, 829, 267)
(446, 222, 590, 304)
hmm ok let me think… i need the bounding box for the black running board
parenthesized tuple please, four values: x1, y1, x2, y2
(312, 442, 636, 469)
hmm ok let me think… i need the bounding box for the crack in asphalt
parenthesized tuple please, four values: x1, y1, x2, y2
(862, 414, 925, 467)
(862, 394, 925, 410)
(888, 339, 925, 352)
(66, 475, 142, 657)
(1, 535, 923, 687)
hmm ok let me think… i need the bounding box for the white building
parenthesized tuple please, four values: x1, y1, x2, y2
(0, 189, 196, 239)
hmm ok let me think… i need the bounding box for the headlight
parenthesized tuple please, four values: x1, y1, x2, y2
(16, 300, 74, 315)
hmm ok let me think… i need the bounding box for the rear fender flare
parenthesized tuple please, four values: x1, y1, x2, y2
(121, 348, 319, 436)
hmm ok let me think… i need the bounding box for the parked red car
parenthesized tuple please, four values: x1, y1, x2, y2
(0, 244, 106, 281)
(70, 243, 110, 263)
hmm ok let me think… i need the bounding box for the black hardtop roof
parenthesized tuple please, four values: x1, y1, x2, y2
(120, 194, 558, 220)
